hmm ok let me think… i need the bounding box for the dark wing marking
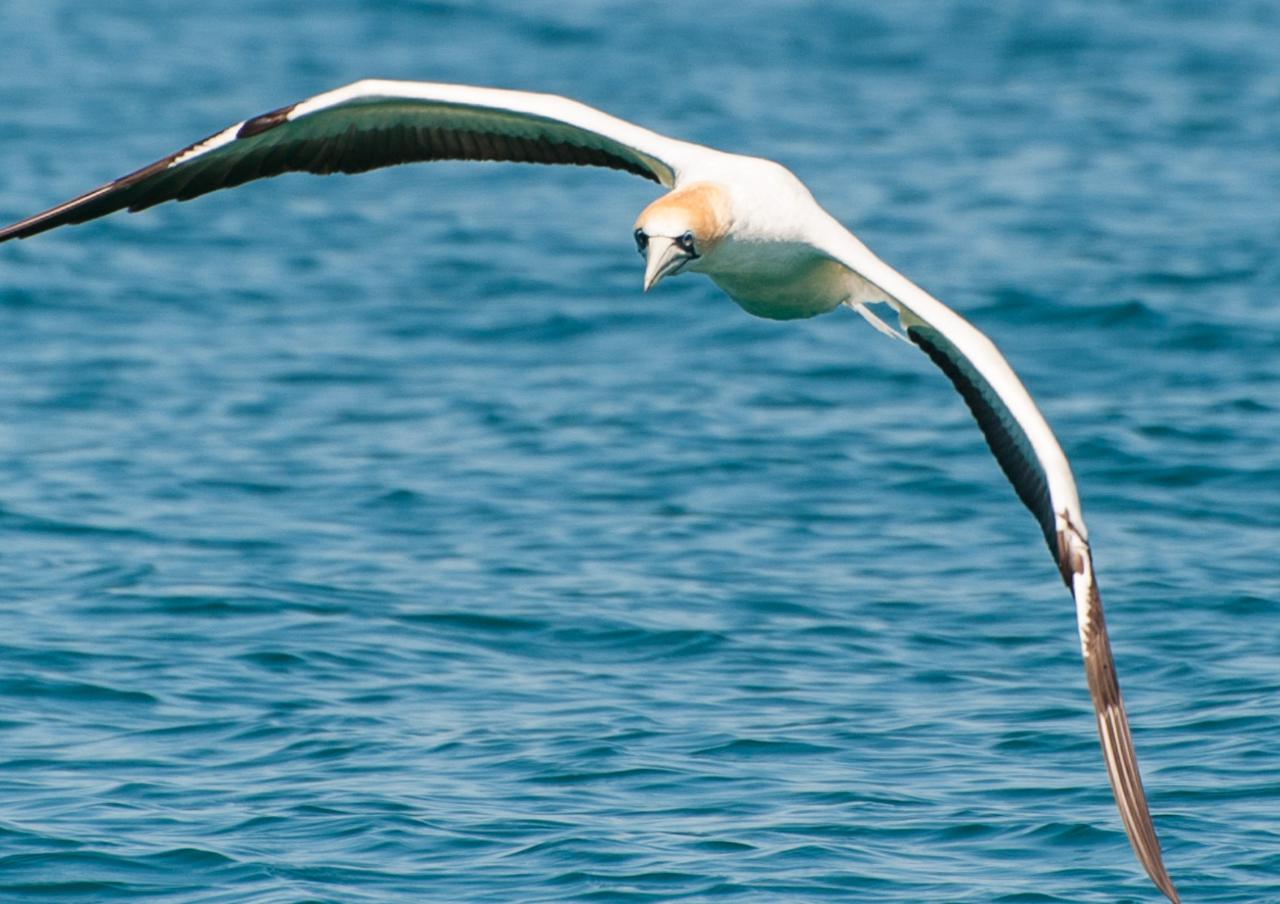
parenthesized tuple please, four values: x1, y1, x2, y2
(832, 249, 1179, 902)
(0, 80, 688, 242)
(907, 323, 1055, 553)
(902, 319, 1178, 902)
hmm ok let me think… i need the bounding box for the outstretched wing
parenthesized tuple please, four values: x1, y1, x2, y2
(0, 80, 695, 242)
(835, 243, 1179, 903)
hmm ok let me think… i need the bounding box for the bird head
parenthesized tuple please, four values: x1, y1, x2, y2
(632, 182, 731, 292)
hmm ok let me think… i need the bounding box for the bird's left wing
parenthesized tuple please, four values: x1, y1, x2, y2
(830, 241, 1179, 903)
(0, 79, 694, 242)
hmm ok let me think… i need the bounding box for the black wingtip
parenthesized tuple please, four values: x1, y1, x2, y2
(237, 103, 296, 139)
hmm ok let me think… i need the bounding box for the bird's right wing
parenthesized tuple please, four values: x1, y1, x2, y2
(0, 80, 697, 242)
(830, 239, 1179, 903)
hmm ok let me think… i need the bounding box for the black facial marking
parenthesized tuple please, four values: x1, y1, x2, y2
(677, 230, 698, 256)
(634, 229, 648, 254)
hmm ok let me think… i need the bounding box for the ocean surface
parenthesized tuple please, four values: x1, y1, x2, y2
(1, 2, 1277, 901)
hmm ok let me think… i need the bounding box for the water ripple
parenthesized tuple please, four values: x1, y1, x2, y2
(1, 2, 1277, 902)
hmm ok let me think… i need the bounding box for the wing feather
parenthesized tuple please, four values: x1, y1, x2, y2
(0, 79, 694, 242)
(905, 321, 1055, 553)
(834, 244, 1179, 903)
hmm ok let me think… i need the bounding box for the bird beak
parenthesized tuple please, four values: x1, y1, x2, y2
(642, 236, 690, 292)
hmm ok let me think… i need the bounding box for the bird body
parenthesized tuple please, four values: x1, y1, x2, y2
(634, 163, 878, 320)
(0, 79, 1178, 902)
(710, 251, 856, 321)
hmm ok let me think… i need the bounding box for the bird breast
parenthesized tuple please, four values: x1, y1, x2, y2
(704, 246, 852, 321)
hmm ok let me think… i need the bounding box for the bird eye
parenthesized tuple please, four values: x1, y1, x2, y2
(677, 231, 696, 253)
(634, 229, 648, 254)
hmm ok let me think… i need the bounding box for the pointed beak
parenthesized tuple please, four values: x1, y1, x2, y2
(642, 236, 690, 293)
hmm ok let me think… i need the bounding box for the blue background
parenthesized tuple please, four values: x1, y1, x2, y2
(2, 1, 1277, 901)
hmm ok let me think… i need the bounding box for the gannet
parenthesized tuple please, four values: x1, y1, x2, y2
(0, 79, 1179, 901)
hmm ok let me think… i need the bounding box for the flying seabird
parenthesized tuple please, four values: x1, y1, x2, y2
(0, 79, 1179, 901)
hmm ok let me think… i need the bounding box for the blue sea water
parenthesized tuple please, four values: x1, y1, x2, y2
(1, 1, 1278, 901)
